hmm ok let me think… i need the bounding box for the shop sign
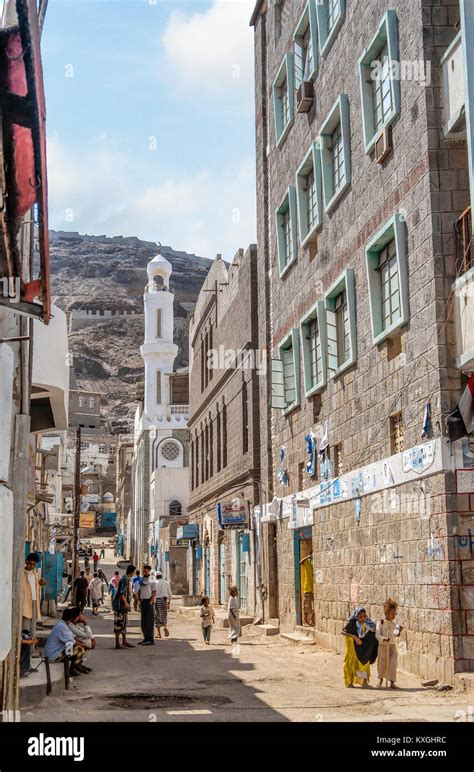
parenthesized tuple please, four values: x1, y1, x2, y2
(217, 500, 248, 530)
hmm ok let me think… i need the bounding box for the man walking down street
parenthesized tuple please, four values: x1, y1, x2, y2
(138, 565, 156, 646)
(100, 541, 106, 559)
(20, 553, 47, 676)
(113, 565, 136, 650)
(73, 571, 89, 611)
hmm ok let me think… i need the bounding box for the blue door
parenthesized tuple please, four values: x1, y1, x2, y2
(204, 547, 211, 597)
(237, 533, 247, 610)
(219, 543, 226, 605)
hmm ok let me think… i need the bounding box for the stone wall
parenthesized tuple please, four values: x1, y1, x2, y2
(252, 0, 472, 678)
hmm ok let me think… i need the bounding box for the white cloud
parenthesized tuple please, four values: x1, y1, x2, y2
(162, 0, 254, 100)
(47, 132, 256, 261)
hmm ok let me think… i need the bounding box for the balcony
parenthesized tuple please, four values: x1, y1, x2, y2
(31, 304, 69, 432)
(453, 208, 474, 371)
(441, 31, 466, 140)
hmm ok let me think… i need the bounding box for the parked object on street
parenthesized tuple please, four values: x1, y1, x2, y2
(227, 586, 241, 644)
(154, 571, 172, 639)
(342, 607, 378, 689)
(200, 596, 215, 644)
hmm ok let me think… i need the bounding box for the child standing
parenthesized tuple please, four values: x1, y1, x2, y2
(376, 598, 403, 689)
(200, 595, 215, 644)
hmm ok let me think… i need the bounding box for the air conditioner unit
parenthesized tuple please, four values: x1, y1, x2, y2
(296, 81, 314, 113)
(374, 125, 393, 164)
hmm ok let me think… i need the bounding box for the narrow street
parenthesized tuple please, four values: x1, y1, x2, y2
(22, 557, 467, 724)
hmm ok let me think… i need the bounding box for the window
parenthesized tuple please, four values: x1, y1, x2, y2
(242, 380, 249, 454)
(320, 94, 351, 213)
(78, 397, 84, 408)
(99, 444, 106, 455)
(390, 412, 404, 454)
(273, 53, 295, 147)
(201, 430, 205, 484)
(205, 423, 209, 481)
(275, 186, 298, 277)
(359, 11, 400, 154)
(169, 500, 182, 518)
(161, 441, 180, 461)
(296, 143, 323, 247)
(278, 329, 301, 413)
(333, 443, 343, 477)
(293, 1, 318, 88)
(156, 309, 162, 338)
(222, 402, 228, 468)
(156, 370, 162, 404)
(325, 268, 357, 377)
(190, 440, 195, 490)
(88, 398, 94, 408)
(316, 0, 345, 57)
(80, 441, 89, 451)
(365, 212, 409, 345)
(209, 416, 214, 477)
(216, 408, 222, 473)
(301, 300, 327, 397)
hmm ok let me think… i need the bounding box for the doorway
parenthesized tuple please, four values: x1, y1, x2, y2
(219, 541, 226, 605)
(204, 546, 211, 597)
(236, 532, 247, 610)
(293, 526, 314, 627)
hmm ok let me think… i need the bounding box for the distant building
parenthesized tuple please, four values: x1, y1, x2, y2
(69, 389, 102, 431)
(188, 246, 261, 612)
(131, 251, 190, 590)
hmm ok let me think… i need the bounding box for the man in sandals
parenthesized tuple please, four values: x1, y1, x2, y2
(113, 564, 136, 650)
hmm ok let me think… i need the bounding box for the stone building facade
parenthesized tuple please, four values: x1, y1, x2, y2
(188, 247, 261, 614)
(251, 0, 474, 681)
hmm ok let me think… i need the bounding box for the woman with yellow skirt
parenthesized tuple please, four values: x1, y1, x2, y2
(342, 606, 379, 688)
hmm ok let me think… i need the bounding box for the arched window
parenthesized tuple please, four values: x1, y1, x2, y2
(169, 500, 182, 518)
(154, 275, 164, 289)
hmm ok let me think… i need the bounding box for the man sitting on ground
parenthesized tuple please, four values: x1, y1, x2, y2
(43, 608, 91, 675)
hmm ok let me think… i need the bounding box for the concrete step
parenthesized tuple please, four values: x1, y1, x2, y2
(268, 618, 280, 628)
(258, 624, 280, 636)
(19, 662, 65, 709)
(177, 605, 253, 629)
(280, 632, 316, 645)
(295, 625, 317, 639)
(454, 672, 474, 692)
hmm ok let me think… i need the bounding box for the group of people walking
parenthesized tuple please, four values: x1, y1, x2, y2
(343, 598, 403, 689)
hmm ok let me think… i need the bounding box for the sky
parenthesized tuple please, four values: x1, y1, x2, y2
(41, 0, 257, 261)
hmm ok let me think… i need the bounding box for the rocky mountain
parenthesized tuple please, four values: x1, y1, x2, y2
(49, 230, 211, 433)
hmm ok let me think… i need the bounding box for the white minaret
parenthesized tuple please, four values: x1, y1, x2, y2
(141, 252, 178, 421)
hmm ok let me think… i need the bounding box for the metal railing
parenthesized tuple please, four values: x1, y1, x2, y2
(455, 206, 473, 275)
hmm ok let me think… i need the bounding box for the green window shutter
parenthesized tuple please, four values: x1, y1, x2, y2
(325, 267, 357, 378)
(359, 10, 400, 154)
(320, 94, 351, 214)
(300, 299, 327, 396)
(317, 0, 346, 58)
(365, 212, 409, 345)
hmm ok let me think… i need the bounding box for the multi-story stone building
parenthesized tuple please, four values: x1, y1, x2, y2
(68, 389, 102, 431)
(250, 0, 474, 682)
(188, 247, 261, 615)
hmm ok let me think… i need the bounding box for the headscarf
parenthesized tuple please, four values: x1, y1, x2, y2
(350, 606, 376, 638)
